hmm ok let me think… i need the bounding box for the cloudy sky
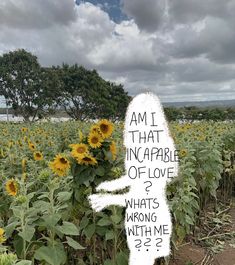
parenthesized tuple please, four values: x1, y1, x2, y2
(0, 0, 235, 102)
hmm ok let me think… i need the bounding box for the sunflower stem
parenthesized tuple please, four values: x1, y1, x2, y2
(49, 186, 55, 246)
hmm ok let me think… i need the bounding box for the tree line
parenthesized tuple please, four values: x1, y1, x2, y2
(165, 106, 235, 121)
(0, 49, 131, 121)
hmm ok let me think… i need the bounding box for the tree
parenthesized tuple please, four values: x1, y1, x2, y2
(0, 49, 59, 121)
(0, 49, 130, 122)
(59, 64, 130, 121)
(164, 107, 181, 121)
(38, 67, 63, 118)
(107, 82, 131, 121)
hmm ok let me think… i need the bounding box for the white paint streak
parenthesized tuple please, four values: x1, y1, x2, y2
(89, 92, 179, 265)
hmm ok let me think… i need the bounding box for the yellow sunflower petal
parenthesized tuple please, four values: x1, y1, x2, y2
(28, 142, 36, 151)
(6, 179, 18, 197)
(88, 132, 103, 149)
(0, 228, 5, 236)
(76, 154, 97, 166)
(97, 119, 114, 139)
(70, 143, 89, 158)
(33, 151, 43, 161)
(110, 141, 117, 160)
(49, 154, 70, 176)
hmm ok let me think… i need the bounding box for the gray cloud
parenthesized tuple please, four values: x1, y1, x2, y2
(121, 0, 166, 32)
(165, 16, 235, 64)
(168, 0, 229, 24)
(0, 0, 235, 102)
(0, 2, 114, 67)
(0, 0, 76, 29)
(167, 58, 235, 83)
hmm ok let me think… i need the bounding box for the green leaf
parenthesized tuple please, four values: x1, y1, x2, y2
(19, 226, 35, 242)
(56, 221, 79, 236)
(66, 236, 85, 250)
(57, 192, 72, 202)
(116, 251, 128, 265)
(38, 193, 50, 200)
(16, 260, 32, 265)
(27, 192, 36, 200)
(83, 224, 96, 239)
(185, 215, 194, 225)
(111, 214, 122, 224)
(75, 168, 94, 185)
(4, 221, 19, 237)
(34, 244, 66, 265)
(79, 216, 89, 230)
(96, 226, 107, 237)
(95, 166, 105, 176)
(42, 213, 61, 228)
(104, 259, 114, 265)
(97, 217, 112, 226)
(105, 230, 115, 241)
(104, 150, 113, 161)
(176, 226, 186, 242)
(12, 207, 22, 219)
(13, 235, 24, 257)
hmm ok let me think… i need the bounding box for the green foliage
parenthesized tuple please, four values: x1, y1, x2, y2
(0, 49, 59, 121)
(0, 120, 234, 264)
(0, 49, 130, 122)
(164, 106, 235, 121)
(58, 64, 130, 121)
(0, 252, 17, 265)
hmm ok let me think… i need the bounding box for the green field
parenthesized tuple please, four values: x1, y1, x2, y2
(0, 120, 234, 265)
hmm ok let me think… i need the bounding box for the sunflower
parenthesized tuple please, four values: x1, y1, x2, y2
(97, 119, 114, 139)
(88, 132, 103, 148)
(77, 154, 97, 166)
(33, 151, 43, 161)
(28, 142, 36, 151)
(49, 154, 70, 176)
(70, 143, 89, 158)
(179, 149, 187, 158)
(5, 179, 18, 197)
(90, 125, 101, 134)
(21, 127, 28, 133)
(110, 141, 117, 160)
(0, 228, 4, 236)
(0, 228, 6, 243)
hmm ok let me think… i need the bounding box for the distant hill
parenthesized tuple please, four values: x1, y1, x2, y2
(163, 99, 235, 108)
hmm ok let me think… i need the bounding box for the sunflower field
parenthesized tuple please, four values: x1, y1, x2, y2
(0, 119, 234, 265)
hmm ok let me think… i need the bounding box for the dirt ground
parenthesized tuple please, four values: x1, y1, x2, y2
(169, 206, 235, 265)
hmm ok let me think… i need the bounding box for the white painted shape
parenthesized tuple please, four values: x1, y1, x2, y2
(96, 175, 131, 192)
(89, 92, 179, 265)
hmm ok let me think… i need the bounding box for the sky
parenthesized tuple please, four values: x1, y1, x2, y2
(0, 0, 235, 102)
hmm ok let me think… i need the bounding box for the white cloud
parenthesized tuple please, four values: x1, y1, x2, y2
(87, 20, 156, 70)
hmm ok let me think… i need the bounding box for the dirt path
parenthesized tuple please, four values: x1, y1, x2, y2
(214, 205, 235, 265)
(169, 204, 235, 265)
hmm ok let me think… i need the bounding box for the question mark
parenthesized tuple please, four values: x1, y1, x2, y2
(135, 239, 142, 251)
(144, 181, 152, 195)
